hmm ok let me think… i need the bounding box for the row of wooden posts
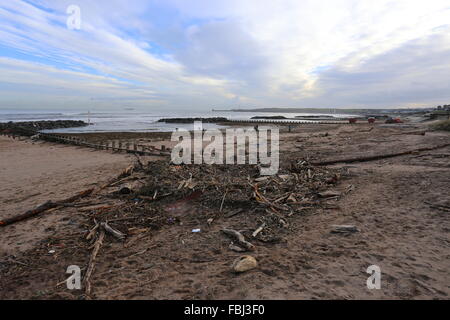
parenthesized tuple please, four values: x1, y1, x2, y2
(2, 131, 171, 157)
(223, 119, 349, 125)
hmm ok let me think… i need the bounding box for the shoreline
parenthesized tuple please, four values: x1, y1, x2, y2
(1, 121, 449, 299)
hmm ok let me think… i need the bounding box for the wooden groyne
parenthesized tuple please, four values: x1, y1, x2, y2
(221, 119, 351, 125)
(0, 128, 170, 157)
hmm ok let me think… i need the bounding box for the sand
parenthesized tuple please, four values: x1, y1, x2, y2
(0, 136, 132, 253)
(0, 123, 449, 299)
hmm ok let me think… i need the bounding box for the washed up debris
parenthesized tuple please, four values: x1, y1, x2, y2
(312, 143, 450, 166)
(100, 222, 126, 241)
(232, 255, 258, 273)
(331, 225, 359, 234)
(118, 186, 133, 195)
(318, 191, 342, 198)
(0, 156, 349, 299)
(229, 243, 246, 252)
(252, 223, 266, 238)
(0, 188, 94, 227)
(222, 229, 255, 251)
(84, 229, 105, 299)
(224, 209, 243, 218)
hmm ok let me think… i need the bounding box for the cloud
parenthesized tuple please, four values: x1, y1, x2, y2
(308, 28, 450, 107)
(0, 0, 450, 110)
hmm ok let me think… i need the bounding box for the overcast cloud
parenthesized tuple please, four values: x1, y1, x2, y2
(0, 0, 449, 111)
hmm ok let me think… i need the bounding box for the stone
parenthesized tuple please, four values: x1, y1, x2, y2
(232, 255, 258, 273)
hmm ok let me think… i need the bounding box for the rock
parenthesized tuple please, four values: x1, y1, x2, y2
(0, 120, 88, 136)
(232, 255, 258, 273)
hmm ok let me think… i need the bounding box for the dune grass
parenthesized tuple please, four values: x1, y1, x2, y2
(431, 119, 450, 131)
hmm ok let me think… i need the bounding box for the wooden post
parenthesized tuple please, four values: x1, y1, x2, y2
(161, 145, 166, 152)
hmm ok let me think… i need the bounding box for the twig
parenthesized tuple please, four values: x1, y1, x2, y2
(86, 220, 99, 241)
(222, 229, 255, 251)
(101, 222, 126, 241)
(220, 191, 228, 212)
(84, 229, 105, 299)
(252, 223, 266, 238)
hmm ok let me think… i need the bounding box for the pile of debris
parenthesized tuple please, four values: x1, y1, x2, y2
(0, 159, 345, 298)
(86, 159, 344, 247)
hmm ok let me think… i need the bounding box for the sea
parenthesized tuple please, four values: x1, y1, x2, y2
(0, 109, 355, 133)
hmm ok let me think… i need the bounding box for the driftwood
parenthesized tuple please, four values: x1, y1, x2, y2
(222, 229, 255, 251)
(318, 191, 342, 198)
(100, 222, 126, 240)
(220, 191, 228, 212)
(229, 243, 246, 252)
(86, 221, 99, 241)
(94, 165, 136, 194)
(425, 201, 450, 212)
(224, 208, 243, 218)
(0, 188, 94, 227)
(139, 192, 173, 202)
(84, 229, 105, 299)
(132, 153, 144, 170)
(312, 143, 450, 166)
(331, 225, 359, 234)
(118, 165, 134, 179)
(79, 204, 116, 213)
(392, 130, 427, 136)
(252, 223, 266, 238)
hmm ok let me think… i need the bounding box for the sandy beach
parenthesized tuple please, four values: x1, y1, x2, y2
(0, 121, 449, 299)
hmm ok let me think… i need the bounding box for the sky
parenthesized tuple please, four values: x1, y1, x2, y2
(0, 0, 450, 112)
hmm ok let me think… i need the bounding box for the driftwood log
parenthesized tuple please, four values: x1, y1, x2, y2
(312, 143, 450, 166)
(0, 188, 94, 227)
(331, 225, 359, 234)
(222, 229, 255, 251)
(100, 222, 126, 240)
(84, 229, 105, 299)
